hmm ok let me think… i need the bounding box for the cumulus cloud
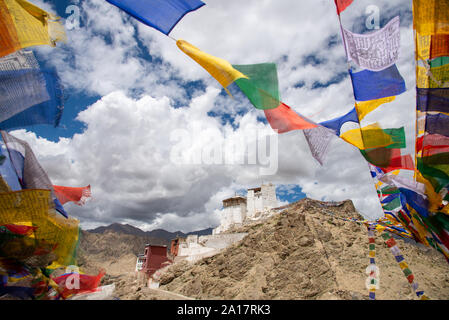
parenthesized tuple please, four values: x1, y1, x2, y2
(15, 0, 418, 231)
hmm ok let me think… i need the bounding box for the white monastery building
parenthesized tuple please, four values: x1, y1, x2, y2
(213, 183, 278, 234)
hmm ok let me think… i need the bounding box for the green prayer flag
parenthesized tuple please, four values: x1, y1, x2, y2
(233, 63, 280, 110)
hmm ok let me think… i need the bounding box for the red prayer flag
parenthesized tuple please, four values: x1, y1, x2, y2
(380, 155, 414, 173)
(4, 224, 37, 235)
(52, 270, 105, 299)
(264, 103, 317, 134)
(53, 185, 91, 205)
(334, 0, 354, 14)
(430, 34, 449, 60)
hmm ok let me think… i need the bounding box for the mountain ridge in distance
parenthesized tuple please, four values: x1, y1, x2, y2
(86, 222, 214, 241)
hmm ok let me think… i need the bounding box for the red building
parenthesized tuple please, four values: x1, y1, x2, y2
(142, 244, 170, 277)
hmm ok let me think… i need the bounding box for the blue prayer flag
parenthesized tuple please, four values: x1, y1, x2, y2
(381, 193, 400, 204)
(320, 107, 359, 136)
(424, 113, 449, 137)
(0, 69, 64, 130)
(349, 65, 406, 101)
(399, 188, 430, 218)
(105, 0, 205, 35)
(417, 88, 449, 113)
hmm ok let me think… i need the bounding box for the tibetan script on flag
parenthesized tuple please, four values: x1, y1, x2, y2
(343, 16, 400, 71)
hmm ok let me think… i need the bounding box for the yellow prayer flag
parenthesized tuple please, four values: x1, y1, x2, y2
(417, 63, 449, 88)
(413, 0, 449, 35)
(176, 39, 248, 95)
(416, 33, 431, 60)
(340, 123, 394, 150)
(0, 0, 66, 57)
(355, 96, 396, 121)
(0, 189, 79, 267)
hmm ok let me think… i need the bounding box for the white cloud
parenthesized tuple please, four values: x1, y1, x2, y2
(14, 0, 418, 231)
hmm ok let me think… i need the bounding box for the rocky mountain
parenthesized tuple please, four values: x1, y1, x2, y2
(78, 198, 449, 300)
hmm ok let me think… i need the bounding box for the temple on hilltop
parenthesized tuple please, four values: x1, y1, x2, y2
(135, 244, 171, 287)
(213, 183, 278, 234)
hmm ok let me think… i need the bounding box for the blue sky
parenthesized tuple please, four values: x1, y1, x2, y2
(9, 0, 417, 232)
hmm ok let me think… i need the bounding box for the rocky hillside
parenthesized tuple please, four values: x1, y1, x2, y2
(155, 199, 449, 300)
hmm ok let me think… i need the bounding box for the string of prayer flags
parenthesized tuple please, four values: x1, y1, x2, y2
(334, 0, 353, 15)
(176, 39, 248, 96)
(319, 107, 359, 136)
(366, 226, 378, 300)
(332, 2, 420, 256)
(355, 96, 396, 121)
(349, 65, 406, 101)
(381, 232, 430, 299)
(343, 16, 401, 72)
(412, 0, 449, 35)
(413, 0, 449, 242)
(232, 63, 280, 110)
(0, 0, 66, 58)
(105, 0, 205, 35)
(53, 185, 92, 206)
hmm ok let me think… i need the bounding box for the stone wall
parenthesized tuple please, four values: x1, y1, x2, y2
(198, 233, 248, 249)
(175, 233, 248, 263)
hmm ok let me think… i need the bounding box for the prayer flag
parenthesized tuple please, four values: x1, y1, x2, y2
(355, 96, 396, 121)
(343, 16, 401, 71)
(413, 0, 449, 35)
(233, 63, 280, 110)
(177, 39, 248, 95)
(0, 0, 66, 58)
(54, 185, 91, 206)
(334, 0, 353, 15)
(264, 103, 317, 133)
(349, 64, 406, 101)
(320, 107, 359, 136)
(105, 0, 205, 35)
